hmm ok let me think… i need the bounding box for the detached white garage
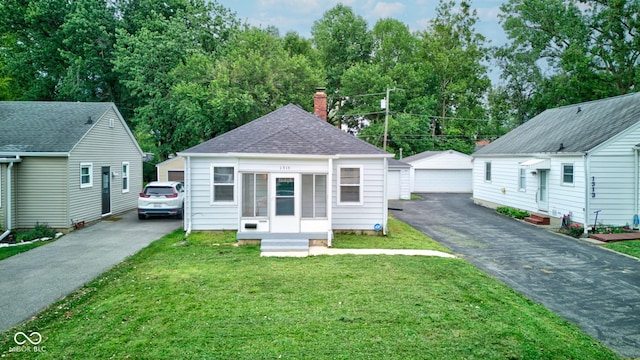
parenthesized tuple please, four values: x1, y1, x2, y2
(404, 150, 473, 193)
(387, 159, 411, 200)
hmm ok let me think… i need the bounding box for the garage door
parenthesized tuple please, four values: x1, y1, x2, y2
(168, 170, 184, 182)
(387, 170, 401, 200)
(414, 169, 471, 193)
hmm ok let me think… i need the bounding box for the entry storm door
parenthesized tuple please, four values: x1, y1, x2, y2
(538, 170, 548, 211)
(102, 166, 111, 215)
(271, 174, 300, 233)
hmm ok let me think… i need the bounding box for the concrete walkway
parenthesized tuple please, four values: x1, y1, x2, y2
(309, 246, 456, 258)
(0, 211, 181, 333)
(391, 193, 640, 359)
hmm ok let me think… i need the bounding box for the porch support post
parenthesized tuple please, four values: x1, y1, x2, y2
(327, 158, 333, 246)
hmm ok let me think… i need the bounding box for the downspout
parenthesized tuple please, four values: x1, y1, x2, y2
(327, 158, 333, 247)
(185, 155, 192, 236)
(382, 157, 388, 235)
(583, 153, 590, 233)
(0, 156, 21, 241)
(634, 146, 640, 224)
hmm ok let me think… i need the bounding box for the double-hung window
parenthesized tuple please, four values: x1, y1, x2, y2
(518, 168, 526, 191)
(212, 166, 235, 203)
(302, 174, 327, 218)
(242, 173, 268, 217)
(338, 167, 362, 204)
(80, 163, 93, 188)
(122, 162, 130, 193)
(562, 164, 574, 185)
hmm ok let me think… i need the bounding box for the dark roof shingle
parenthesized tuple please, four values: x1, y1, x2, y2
(182, 104, 388, 156)
(0, 102, 114, 153)
(474, 92, 640, 156)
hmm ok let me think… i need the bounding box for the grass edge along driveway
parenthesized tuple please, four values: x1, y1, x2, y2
(0, 221, 619, 359)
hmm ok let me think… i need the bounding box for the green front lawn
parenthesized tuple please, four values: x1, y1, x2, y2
(0, 241, 50, 261)
(604, 240, 640, 259)
(0, 227, 618, 359)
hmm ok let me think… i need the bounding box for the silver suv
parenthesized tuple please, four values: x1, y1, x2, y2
(138, 181, 185, 220)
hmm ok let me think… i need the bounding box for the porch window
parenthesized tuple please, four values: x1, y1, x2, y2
(518, 168, 526, 191)
(122, 162, 130, 193)
(338, 166, 362, 204)
(562, 164, 574, 184)
(80, 163, 93, 188)
(242, 173, 268, 217)
(302, 174, 327, 218)
(211, 166, 235, 202)
(484, 162, 492, 182)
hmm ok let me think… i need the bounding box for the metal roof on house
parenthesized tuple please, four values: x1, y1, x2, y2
(181, 104, 389, 156)
(474, 92, 640, 156)
(0, 101, 115, 153)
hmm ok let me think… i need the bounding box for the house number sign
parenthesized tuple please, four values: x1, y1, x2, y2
(591, 176, 596, 198)
(279, 165, 291, 171)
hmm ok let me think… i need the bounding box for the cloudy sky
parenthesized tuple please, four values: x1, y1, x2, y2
(215, 0, 509, 83)
(215, 0, 508, 47)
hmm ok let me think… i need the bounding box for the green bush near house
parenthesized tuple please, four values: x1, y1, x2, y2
(496, 206, 530, 220)
(14, 223, 56, 243)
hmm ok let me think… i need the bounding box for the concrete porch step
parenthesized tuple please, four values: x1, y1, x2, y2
(524, 213, 551, 225)
(260, 239, 310, 256)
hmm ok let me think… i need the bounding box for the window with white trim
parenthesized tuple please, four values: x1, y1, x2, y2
(484, 162, 492, 182)
(122, 162, 130, 193)
(562, 164, 574, 184)
(338, 166, 362, 204)
(302, 174, 327, 218)
(80, 163, 93, 188)
(518, 168, 526, 191)
(211, 166, 235, 203)
(242, 173, 268, 217)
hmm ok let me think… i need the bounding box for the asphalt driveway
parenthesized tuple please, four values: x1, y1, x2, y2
(391, 193, 640, 359)
(0, 211, 181, 333)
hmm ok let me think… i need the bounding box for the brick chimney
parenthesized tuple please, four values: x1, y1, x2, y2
(314, 87, 327, 121)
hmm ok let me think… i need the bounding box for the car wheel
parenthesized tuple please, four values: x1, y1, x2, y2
(138, 214, 146, 220)
(177, 206, 184, 220)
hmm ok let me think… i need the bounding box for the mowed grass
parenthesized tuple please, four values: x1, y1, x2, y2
(0, 228, 618, 359)
(604, 240, 640, 259)
(0, 241, 50, 261)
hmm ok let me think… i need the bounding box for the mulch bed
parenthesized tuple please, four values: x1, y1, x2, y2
(589, 232, 640, 243)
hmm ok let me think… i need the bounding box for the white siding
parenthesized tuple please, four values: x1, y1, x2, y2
(388, 170, 400, 200)
(156, 156, 185, 182)
(69, 108, 143, 224)
(473, 156, 586, 223)
(189, 157, 239, 230)
(332, 158, 386, 231)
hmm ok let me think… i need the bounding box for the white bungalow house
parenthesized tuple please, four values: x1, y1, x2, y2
(473, 92, 640, 229)
(403, 150, 473, 193)
(178, 91, 393, 253)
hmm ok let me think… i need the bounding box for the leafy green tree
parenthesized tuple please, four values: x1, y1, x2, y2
(57, 0, 118, 101)
(311, 4, 372, 122)
(498, 0, 640, 114)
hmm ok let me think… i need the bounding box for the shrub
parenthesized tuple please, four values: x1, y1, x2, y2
(496, 206, 530, 220)
(567, 223, 585, 238)
(15, 223, 56, 243)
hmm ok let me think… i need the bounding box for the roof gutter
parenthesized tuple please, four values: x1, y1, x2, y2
(0, 152, 69, 157)
(0, 156, 22, 241)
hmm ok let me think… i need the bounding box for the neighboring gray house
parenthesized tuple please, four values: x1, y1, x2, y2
(178, 98, 392, 251)
(0, 102, 143, 234)
(473, 92, 640, 229)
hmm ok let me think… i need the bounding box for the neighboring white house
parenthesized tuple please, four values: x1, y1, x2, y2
(387, 159, 411, 200)
(0, 102, 143, 234)
(473, 91, 640, 229)
(403, 150, 473, 193)
(178, 92, 392, 251)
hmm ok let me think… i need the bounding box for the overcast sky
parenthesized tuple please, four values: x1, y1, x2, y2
(215, 0, 508, 83)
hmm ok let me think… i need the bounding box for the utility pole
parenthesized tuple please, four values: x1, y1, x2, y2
(382, 87, 403, 151)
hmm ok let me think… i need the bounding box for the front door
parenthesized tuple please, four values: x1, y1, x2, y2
(102, 166, 111, 215)
(538, 170, 548, 211)
(270, 174, 300, 233)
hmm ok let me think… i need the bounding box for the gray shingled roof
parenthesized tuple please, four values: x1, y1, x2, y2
(474, 92, 640, 156)
(182, 104, 389, 156)
(0, 102, 114, 153)
(402, 150, 444, 163)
